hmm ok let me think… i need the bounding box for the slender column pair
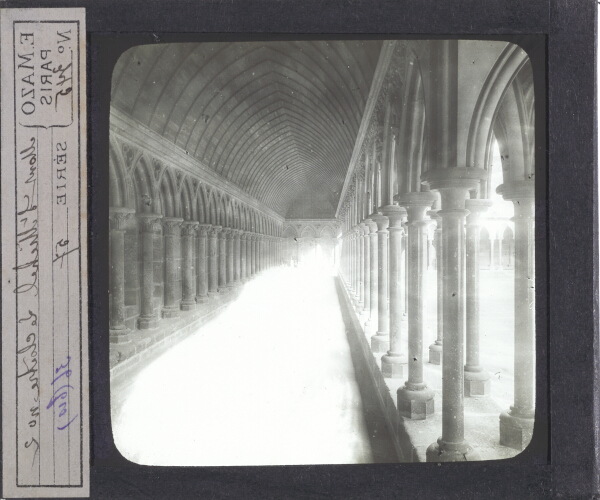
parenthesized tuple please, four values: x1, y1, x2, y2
(428, 211, 443, 364)
(397, 192, 436, 416)
(424, 169, 486, 462)
(240, 232, 247, 283)
(364, 221, 378, 335)
(360, 222, 371, 322)
(370, 214, 390, 353)
(109, 207, 136, 342)
(381, 205, 408, 378)
(498, 181, 535, 451)
(464, 200, 493, 395)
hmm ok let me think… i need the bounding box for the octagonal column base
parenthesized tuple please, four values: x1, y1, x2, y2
(397, 385, 434, 420)
(429, 342, 443, 365)
(381, 353, 406, 379)
(464, 368, 491, 397)
(499, 409, 534, 451)
(370, 333, 389, 353)
(426, 438, 481, 462)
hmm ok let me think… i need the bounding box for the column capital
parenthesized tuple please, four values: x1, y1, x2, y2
(372, 213, 389, 232)
(109, 207, 135, 230)
(161, 217, 184, 235)
(465, 199, 493, 225)
(381, 204, 407, 228)
(397, 191, 437, 223)
(137, 212, 163, 232)
(181, 220, 199, 236)
(197, 223, 212, 236)
(496, 180, 534, 202)
(232, 229, 243, 238)
(421, 166, 487, 192)
(209, 225, 222, 238)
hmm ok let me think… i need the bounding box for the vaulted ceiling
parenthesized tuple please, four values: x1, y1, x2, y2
(111, 40, 382, 219)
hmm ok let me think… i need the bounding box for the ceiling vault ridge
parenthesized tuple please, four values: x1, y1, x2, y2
(110, 105, 285, 224)
(335, 40, 398, 219)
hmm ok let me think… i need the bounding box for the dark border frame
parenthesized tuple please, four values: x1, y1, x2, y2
(3, 1, 597, 498)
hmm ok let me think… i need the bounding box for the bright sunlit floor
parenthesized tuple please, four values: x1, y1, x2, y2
(111, 265, 378, 466)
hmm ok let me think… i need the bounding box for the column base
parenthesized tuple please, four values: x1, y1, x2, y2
(381, 352, 406, 379)
(499, 409, 534, 451)
(109, 327, 133, 345)
(180, 299, 197, 311)
(207, 290, 219, 298)
(162, 305, 180, 319)
(397, 384, 435, 420)
(195, 294, 208, 304)
(364, 317, 377, 336)
(464, 368, 491, 396)
(359, 309, 370, 323)
(138, 315, 158, 330)
(429, 342, 443, 365)
(370, 332, 389, 353)
(426, 437, 481, 462)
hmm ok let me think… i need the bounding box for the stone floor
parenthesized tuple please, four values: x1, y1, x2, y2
(111, 265, 524, 466)
(111, 266, 399, 466)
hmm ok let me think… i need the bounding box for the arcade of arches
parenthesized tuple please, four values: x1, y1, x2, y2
(109, 39, 535, 463)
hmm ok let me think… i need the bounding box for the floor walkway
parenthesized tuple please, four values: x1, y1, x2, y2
(111, 266, 398, 466)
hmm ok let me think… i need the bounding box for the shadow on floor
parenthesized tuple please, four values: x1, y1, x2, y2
(333, 278, 402, 463)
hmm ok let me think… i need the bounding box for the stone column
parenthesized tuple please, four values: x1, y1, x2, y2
(196, 224, 210, 303)
(499, 181, 535, 450)
(243, 233, 249, 279)
(226, 229, 235, 288)
(364, 221, 378, 334)
(180, 221, 199, 311)
(218, 229, 228, 292)
(234, 230, 242, 285)
(250, 234, 256, 277)
(245, 233, 252, 279)
(236, 229, 246, 285)
(361, 222, 371, 322)
(109, 207, 135, 343)
(429, 211, 443, 364)
(425, 170, 485, 462)
(137, 213, 162, 329)
(370, 214, 389, 353)
(403, 225, 409, 321)
(161, 217, 183, 318)
(397, 192, 436, 418)
(357, 224, 365, 308)
(464, 199, 493, 396)
(208, 225, 221, 297)
(381, 205, 408, 378)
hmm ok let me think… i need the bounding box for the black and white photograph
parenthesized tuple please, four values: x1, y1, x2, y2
(106, 39, 536, 466)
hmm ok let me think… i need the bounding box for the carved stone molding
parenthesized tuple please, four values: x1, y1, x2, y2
(109, 207, 135, 230)
(137, 213, 163, 232)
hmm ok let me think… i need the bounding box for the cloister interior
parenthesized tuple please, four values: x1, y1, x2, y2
(108, 39, 536, 464)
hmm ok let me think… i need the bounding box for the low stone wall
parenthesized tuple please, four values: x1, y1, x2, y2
(335, 276, 418, 462)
